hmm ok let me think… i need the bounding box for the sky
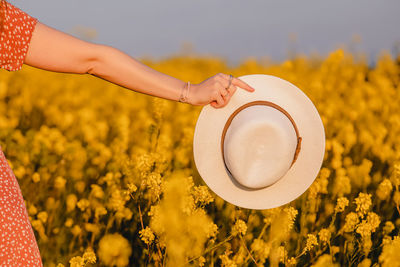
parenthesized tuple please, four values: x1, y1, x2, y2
(9, 0, 400, 67)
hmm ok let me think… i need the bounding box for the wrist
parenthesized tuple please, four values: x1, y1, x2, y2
(186, 82, 195, 105)
(178, 80, 195, 105)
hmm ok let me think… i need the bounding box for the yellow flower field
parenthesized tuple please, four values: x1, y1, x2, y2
(0, 49, 399, 266)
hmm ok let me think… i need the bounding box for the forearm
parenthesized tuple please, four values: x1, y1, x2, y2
(88, 44, 185, 102)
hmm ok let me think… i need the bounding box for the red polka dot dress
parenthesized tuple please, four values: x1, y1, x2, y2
(0, 1, 43, 266)
(1, 0, 38, 71)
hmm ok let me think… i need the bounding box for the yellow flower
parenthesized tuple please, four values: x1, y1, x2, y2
(354, 192, 372, 217)
(65, 218, 73, 228)
(77, 198, 90, 212)
(82, 247, 97, 264)
(231, 219, 247, 236)
(135, 153, 154, 174)
(379, 236, 400, 267)
(192, 185, 214, 206)
(71, 225, 82, 236)
(139, 226, 155, 245)
(74, 181, 86, 194)
(331, 246, 340, 256)
(31, 219, 48, 241)
(14, 165, 26, 179)
(54, 176, 66, 190)
(382, 236, 392, 246)
(37, 211, 48, 224)
(250, 239, 270, 261)
(362, 236, 373, 255)
(358, 258, 371, 267)
(343, 212, 360, 232)
(145, 171, 163, 200)
(126, 183, 137, 194)
(206, 222, 218, 239)
(46, 197, 56, 210)
(28, 204, 38, 216)
(98, 233, 132, 267)
(284, 206, 298, 232)
(391, 164, 400, 188)
(66, 194, 78, 212)
(318, 228, 331, 244)
(366, 212, 381, 230)
(108, 189, 126, 211)
(383, 221, 395, 235)
(94, 206, 108, 219)
(90, 184, 104, 198)
(115, 207, 133, 222)
(32, 172, 40, 183)
(69, 256, 84, 267)
(198, 256, 206, 267)
(84, 223, 100, 237)
(149, 175, 215, 263)
(332, 170, 351, 196)
(288, 257, 297, 266)
(335, 197, 349, 213)
(219, 250, 237, 267)
(376, 179, 393, 200)
(304, 234, 318, 252)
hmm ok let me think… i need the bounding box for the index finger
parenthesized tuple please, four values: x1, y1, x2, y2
(232, 77, 255, 92)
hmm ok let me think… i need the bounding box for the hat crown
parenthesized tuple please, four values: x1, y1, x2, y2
(223, 105, 298, 189)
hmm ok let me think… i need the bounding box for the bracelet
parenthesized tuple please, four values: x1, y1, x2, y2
(179, 81, 190, 103)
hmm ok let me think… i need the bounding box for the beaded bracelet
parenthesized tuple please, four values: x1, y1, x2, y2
(179, 81, 190, 103)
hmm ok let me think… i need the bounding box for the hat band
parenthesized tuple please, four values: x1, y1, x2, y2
(221, 100, 302, 173)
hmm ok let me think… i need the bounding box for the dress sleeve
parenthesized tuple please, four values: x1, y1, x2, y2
(0, 1, 38, 72)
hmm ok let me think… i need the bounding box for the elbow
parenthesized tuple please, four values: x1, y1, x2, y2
(86, 58, 97, 75)
(85, 44, 107, 76)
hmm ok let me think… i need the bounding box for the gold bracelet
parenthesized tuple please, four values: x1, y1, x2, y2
(185, 81, 190, 103)
(179, 81, 190, 103)
(178, 82, 186, 102)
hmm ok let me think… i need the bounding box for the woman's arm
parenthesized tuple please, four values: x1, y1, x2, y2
(24, 22, 255, 107)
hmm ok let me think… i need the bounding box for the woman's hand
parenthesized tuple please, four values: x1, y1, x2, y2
(188, 73, 255, 108)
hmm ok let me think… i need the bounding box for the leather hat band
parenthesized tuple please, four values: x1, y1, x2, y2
(220, 100, 302, 171)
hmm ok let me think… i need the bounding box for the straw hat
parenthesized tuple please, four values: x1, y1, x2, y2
(193, 74, 325, 210)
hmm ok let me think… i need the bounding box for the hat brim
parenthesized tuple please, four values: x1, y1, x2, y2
(193, 74, 326, 210)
